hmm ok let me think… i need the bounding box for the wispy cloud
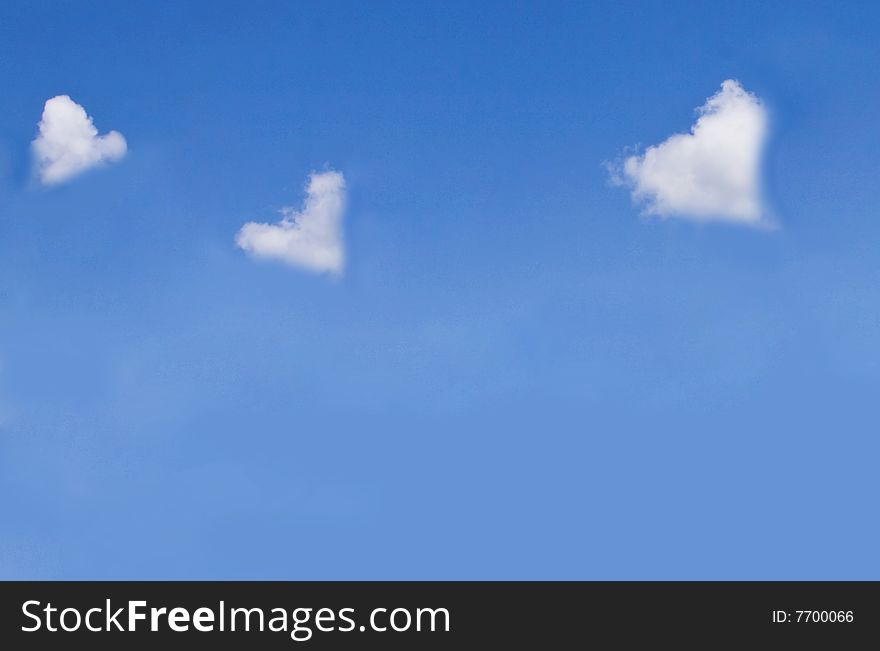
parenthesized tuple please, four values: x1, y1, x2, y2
(613, 80, 769, 226)
(32, 95, 127, 186)
(236, 170, 347, 275)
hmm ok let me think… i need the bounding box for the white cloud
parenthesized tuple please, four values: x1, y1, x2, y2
(32, 95, 127, 186)
(236, 170, 346, 275)
(616, 80, 769, 225)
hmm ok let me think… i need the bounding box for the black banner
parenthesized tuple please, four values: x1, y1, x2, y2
(1, 582, 877, 648)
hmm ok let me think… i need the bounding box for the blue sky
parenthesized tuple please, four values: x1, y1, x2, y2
(1, 0, 879, 578)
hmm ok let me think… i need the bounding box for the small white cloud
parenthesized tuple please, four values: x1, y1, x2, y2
(236, 170, 346, 275)
(32, 95, 127, 186)
(615, 80, 769, 225)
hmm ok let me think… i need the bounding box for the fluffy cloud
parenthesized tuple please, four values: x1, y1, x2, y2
(32, 95, 127, 186)
(616, 80, 768, 225)
(236, 170, 346, 275)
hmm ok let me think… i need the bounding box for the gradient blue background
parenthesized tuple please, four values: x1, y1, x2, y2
(1, 1, 878, 578)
